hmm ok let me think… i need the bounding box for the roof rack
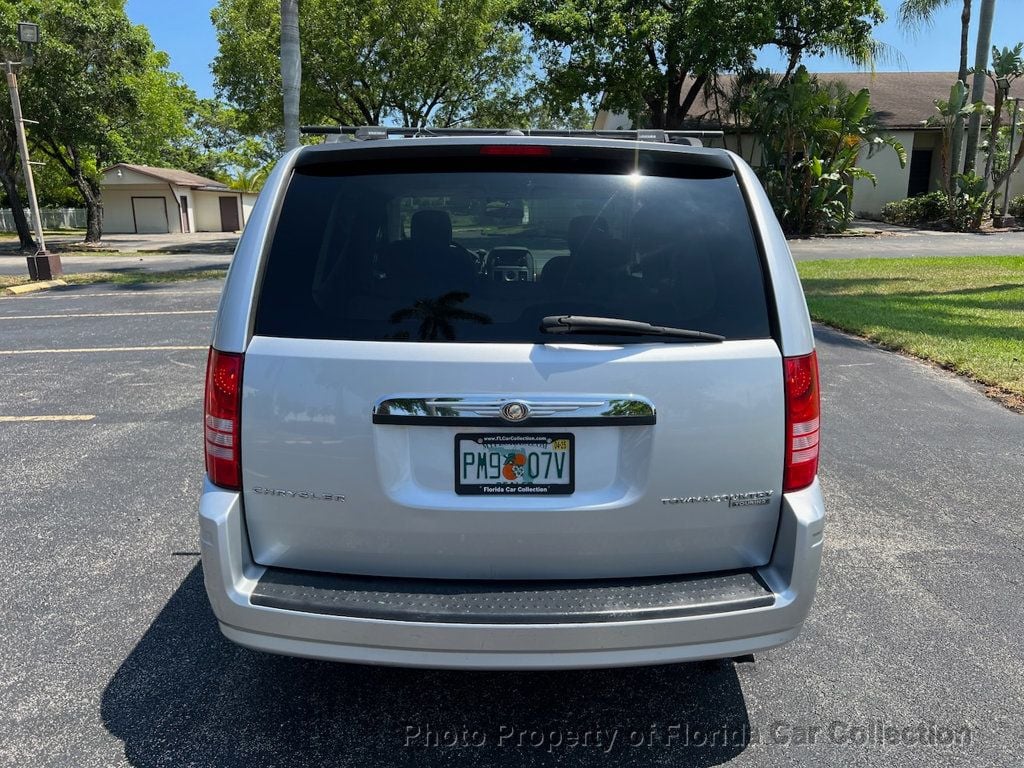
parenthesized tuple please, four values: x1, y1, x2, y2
(300, 125, 724, 147)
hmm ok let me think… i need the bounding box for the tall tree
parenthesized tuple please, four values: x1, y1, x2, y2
(212, 0, 531, 134)
(33, 156, 82, 208)
(519, 0, 769, 129)
(0, 124, 35, 250)
(520, 0, 886, 129)
(963, 0, 997, 173)
(898, 0, 972, 83)
(280, 0, 301, 150)
(162, 99, 277, 181)
(770, 0, 888, 80)
(7, 1, 190, 242)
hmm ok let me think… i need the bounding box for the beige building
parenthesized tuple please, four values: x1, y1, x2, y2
(596, 72, 1024, 217)
(101, 164, 257, 234)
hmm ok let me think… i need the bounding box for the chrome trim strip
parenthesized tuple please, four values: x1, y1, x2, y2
(372, 395, 655, 427)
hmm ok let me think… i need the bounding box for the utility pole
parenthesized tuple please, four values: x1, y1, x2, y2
(5, 22, 61, 280)
(963, 0, 997, 174)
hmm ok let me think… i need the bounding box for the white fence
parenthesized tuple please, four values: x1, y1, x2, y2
(0, 207, 86, 232)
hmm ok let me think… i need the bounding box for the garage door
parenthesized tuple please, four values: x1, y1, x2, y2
(132, 197, 169, 234)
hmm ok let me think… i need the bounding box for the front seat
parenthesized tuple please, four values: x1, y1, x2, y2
(411, 210, 475, 286)
(410, 209, 453, 249)
(541, 215, 609, 287)
(385, 210, 475, 291)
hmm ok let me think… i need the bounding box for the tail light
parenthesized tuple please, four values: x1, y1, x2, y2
(783, 351, 820, 492)
(204, 348, 243, 490)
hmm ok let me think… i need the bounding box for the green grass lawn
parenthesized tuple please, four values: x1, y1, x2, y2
(797, 256, 1024, 403)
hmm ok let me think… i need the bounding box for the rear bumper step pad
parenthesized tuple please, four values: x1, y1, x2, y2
(250, 567, 775, 624)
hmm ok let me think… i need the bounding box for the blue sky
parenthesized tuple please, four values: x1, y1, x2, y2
(127, 0, 1024, 101)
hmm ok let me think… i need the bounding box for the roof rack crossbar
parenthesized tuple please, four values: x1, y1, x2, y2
(300, 125, 724, 146)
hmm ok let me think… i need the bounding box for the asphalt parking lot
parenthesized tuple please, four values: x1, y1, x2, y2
(788, 228, 1024, 260)
(1, 280, 1022, 767)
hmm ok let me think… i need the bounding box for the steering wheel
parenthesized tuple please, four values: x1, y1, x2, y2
(449, 242, 480, 268)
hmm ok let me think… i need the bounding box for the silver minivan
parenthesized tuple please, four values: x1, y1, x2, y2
(199, 131, 824, 669)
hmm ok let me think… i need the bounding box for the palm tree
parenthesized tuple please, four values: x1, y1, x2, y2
(280, 0, 301, 151)
(963, 0, 996, 173)
(898, 0, 972, 84)
(228, 166, 269, 194)
(389, 292, 492, 341)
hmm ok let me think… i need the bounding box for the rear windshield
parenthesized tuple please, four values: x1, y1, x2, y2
(254, 155, 771, 343)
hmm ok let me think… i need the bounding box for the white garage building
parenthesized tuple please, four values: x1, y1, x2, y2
(100, 164, 257, 234)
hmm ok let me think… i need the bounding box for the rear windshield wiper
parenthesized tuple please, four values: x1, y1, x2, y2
(540, 315, 725, 342)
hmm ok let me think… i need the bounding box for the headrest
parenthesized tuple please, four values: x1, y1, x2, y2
(410, 210, 452, 246)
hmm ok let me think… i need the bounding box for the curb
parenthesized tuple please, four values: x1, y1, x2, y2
(3, 279, 68, 296)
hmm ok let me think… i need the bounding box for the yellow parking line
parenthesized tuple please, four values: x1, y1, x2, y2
(0, 310, 216, 321)
(0, 345, 207, 355)
(0, 415, 96, 422)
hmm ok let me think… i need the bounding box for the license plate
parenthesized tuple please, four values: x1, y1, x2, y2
(455, 433, 574, 496)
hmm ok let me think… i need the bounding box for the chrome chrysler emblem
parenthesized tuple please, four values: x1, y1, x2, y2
(500, 401, 530, 422)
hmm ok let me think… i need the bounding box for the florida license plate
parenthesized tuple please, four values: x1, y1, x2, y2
(454, 433, 574, 496)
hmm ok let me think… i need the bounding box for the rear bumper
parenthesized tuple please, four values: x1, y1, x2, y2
(198, 479, 824, 669)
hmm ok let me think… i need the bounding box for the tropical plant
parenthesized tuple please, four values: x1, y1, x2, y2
(974, 130, 1024, 229)
(949, 171, 989, 229)
(707, 69, 777, 159)
(980, 45, 1024, 189)
(927, 81, 985, 197)
(228, 166, 270, 193)
(745, 69, 906, 236)
(928, 76, 1024, 229)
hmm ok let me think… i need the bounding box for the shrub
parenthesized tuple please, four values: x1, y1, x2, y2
(1009, 194, 1024, 218)
(881, 192, 948, 226)
(745, 68, 905, 237)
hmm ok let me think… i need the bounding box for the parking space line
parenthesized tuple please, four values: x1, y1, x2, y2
(9, 290, 223, 300)
(0, 345, 207, 355)
(0, 310, 216, 321)
(0, 415, 96, 422)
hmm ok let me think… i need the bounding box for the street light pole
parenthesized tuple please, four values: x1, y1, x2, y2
(5, 22, 61, 280)
(1000, 97, 1021, 226)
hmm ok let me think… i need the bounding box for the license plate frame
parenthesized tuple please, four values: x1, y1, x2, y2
(454, 433, 575, 496)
